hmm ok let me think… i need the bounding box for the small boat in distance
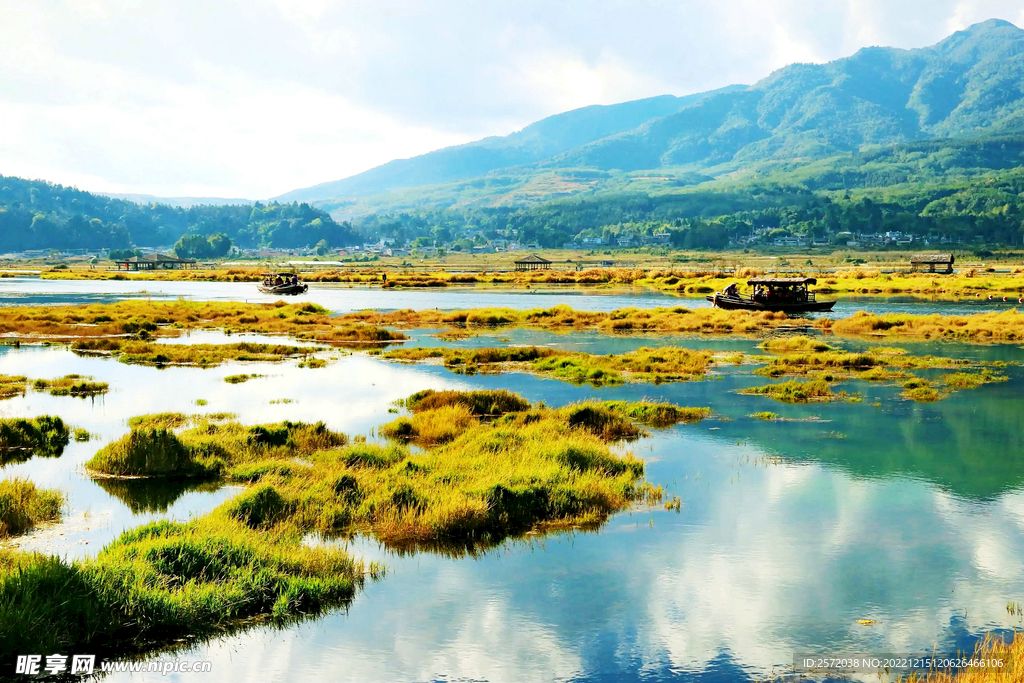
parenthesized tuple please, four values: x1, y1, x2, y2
(258, 272, 308, 296)
(707, 277, 836, 312)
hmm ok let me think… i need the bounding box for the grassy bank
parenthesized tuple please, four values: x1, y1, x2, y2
(0, 299, 405, 346)
(0, 479, 64, 538)
(382, 345, 720, 386)
(0, 416, 70, 466)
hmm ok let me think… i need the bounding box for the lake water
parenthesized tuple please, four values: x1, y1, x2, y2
(2, 280, 1023, 682)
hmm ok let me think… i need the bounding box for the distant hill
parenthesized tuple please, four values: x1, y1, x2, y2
(278, 19, 1024, 213)
(0, 176, 357, 252)
(274, 86, 746, 204)
(102, 193, 254, 208)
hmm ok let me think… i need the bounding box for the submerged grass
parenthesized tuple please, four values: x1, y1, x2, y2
(0, 416, 70, 466)
(0, 479, 64, 538)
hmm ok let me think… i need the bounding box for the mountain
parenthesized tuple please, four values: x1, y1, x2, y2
(279, 19, 1024, 212)
(553, 18, 1024, 171)
(274, 86, 746, 203)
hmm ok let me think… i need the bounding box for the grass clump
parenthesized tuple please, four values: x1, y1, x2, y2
(87, 417, 348, 478)
(751, 411, 779, 421)
(32, 374, 108, 397)
(405, 389, 531, 415)
(0, 479, 64, 537)
(298, 357, 327, 369)
(0, 519, 369, 657)
(225, 373, 262, 384)
(0, 375, 28, 400)
(0, 416, 70, 465)
(741, 379, 841, 403)
(73, 428, 91, 442)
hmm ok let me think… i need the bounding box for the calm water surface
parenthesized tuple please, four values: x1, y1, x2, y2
(0, 281, 1022, 682)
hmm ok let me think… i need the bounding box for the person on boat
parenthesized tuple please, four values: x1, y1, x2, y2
(275, 276, 283, 286)
(723, 282, 739, 298)
(291, 274, 299, 285)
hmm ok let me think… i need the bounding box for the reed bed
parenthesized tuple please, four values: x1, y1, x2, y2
(384, 345, 715, 386)
(0, 479, 64, 538)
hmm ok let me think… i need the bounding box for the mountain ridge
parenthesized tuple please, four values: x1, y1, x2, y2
(276, 19, 1024, 213)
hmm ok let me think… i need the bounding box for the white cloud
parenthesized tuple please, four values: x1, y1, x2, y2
(0, 0, 1022, 197)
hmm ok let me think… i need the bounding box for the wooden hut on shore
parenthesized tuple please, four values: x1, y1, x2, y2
(514, 254, 552, 271)
(114, 253, 197, 271)
(909, 253, 954, 274)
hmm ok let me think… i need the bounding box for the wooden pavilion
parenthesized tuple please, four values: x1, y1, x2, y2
(114, 253, 197, 271)
(513, 254, 552, 271)
(909, 253, 954, 274)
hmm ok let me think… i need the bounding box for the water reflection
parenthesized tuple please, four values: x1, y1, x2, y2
(91, 477, 225, 514)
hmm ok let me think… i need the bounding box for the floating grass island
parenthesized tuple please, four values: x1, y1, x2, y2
(1, 390, 709, 659)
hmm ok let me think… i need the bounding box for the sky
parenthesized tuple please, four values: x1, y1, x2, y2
(1, 0, 1023, 200)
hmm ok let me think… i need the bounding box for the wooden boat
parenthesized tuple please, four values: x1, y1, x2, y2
(258, 273, 308, 296)
(706, 277, 836, 312)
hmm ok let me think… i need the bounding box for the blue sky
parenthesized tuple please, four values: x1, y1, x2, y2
(1, 0, 1023, 199)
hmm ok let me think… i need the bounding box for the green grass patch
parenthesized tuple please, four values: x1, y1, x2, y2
(751, 411, 779, 421)
(87, 417, 348, 478)
(0, 519, 370, 657)
(224, 373, 262, 384)
(0, 416, 70, 466)
(0, 479, 64, 538)
(741, 379, 846, 403)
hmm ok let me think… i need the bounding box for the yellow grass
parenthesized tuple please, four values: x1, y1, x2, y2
(383, 345, 716, 386)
